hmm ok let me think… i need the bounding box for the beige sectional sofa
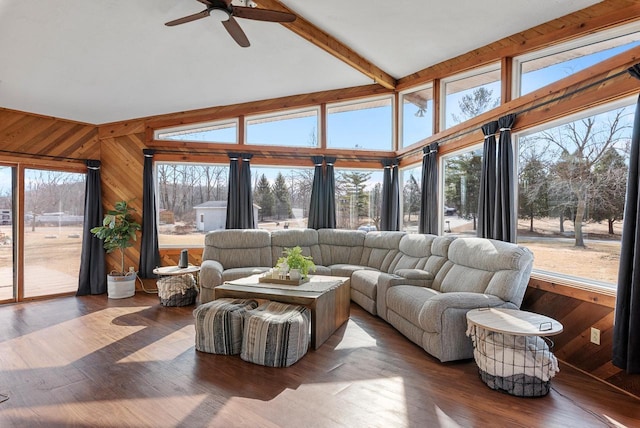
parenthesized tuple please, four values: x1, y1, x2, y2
(200, 228, 533, 362)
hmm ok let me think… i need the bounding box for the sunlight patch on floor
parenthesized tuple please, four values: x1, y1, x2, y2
(0, 306, 149, 370)
(333, 320, 378, 350)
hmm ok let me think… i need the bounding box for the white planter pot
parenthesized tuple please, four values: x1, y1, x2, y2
(107, 272, 136, 299)
(289, 269, 301, 281)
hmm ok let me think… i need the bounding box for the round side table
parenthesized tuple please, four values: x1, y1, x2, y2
(466, 308, 563, 397)
(153, 265, 201, 306)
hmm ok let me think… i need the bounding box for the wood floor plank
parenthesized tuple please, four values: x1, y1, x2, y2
(0, 293, 638, 427)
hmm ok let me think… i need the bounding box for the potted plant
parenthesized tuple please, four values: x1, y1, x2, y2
(276, 246, 316, 280)
(90, 200, 141, 299)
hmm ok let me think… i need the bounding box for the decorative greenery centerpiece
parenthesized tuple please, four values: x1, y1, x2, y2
(276, 246, 316, 279)
(90, 200, 141, 276)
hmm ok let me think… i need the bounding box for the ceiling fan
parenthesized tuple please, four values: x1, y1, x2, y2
(165, 0, 296, 48)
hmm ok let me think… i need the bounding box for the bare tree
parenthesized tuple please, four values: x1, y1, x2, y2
(538, 109, 630, 247)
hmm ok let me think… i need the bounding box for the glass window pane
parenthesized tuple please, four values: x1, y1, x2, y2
(335, 169, 384, 230)
(442, 148, 483, 235)
(0, 166, 13, 301)
(401, 86, 434, 148)
(401, 165, 421, 233)
(252, 166, 314, 231)
(246, 109, 319, 147)
(155, 120, 237, 143)
(443, 66, 501, 129)
(23, 169, 85, 298)
(517, 101, 635, 287)
(519, 30, 640, 96)
(157, 163, 228, 247)
(327, 98, 393, 151)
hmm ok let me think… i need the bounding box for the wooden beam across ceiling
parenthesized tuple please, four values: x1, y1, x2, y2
(254, 0, 397, 90)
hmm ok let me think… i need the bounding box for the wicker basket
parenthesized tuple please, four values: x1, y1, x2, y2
(467, 324, 559, 397)
(157, 274, 197, 307)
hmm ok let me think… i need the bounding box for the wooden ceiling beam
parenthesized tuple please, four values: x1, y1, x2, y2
(254, 0, 396, 90)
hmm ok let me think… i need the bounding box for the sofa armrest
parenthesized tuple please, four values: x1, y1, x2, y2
(200, 259, 224, 291)
(393, 268, 434, 285)
(376, 272, 433, 320)
(418, 292, 509, 332)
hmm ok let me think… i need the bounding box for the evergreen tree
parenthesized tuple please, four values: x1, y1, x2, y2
(272, 172, 292, 220)
(403, 174, 420, 222)
(338, 171, 372, 226)
(518, 157, 549, 232)
(253, 174, 274, 221)
(451, 87, 500, 124)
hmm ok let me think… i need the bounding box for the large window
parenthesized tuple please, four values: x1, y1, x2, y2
(23, 168, 85, 298)
(246, 108, 319, 147)
(442, 64, 501, 130)
(327, 97, 394, 151)
(157, 162, 229, 247)
(154, 119, 238, 143)
(0, 166, 13, 301)
(515, 24, 640, 97)
(516, 99, 635, 287)
(442, 147, 483, 235)
(335, 169, 384, 231)
(252, 166, 314, 230)
(401, 165, 421, 233)
(400, 85, 434, 148)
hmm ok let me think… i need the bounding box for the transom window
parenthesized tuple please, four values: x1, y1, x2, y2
(400, 85, 434, 149)
(246, 108, 319, 147)
(154, 119, 238, 143)
(327, 96, 394, 151)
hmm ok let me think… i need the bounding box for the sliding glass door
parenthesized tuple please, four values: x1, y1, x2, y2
(0, 166, 14, 301)
(23, 168, 85, 298)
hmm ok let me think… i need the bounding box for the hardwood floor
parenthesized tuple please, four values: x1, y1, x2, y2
(0, 293, 638, 428)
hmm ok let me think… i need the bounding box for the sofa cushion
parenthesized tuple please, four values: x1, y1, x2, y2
(386, 285, 440, 331)
(329, 264, 376, 278)
(271, 229, 322, 266)
(203, 229, 272, 269)
(222, 267, 271, 283)
(318, 229, 365, 266)
(351, 270, 383, 300)
(389, 234, 436, 272)
(394, 268, 434, 282)
(360, 231, 405, 272)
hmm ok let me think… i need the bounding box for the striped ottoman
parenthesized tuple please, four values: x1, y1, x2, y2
(241, 301, 311, 367)
(193, 298, 258, 355)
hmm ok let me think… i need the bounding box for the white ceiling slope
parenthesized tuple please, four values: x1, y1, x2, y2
(0, 0, 600, 124)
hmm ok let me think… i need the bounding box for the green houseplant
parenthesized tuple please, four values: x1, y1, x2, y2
(277, 246, 316, 279)
(90, 200, 141, 298)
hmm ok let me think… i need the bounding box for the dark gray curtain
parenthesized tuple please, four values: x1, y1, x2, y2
(477, 121, 498, 239)
(239, 153, 255, 228)
(139, 149, 159, 278)
(225, 153, 240, 229)
(419, 143, 439, 234)
(324, 156, 337, 229)
(613, 65, 640, 374)
(77, 160, 106, 296)
(308, 156, 325, 230)
(380, 159, 400, 231)
(494, 114, 516, 242)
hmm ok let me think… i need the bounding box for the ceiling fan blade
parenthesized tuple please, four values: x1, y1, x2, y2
(232, 6, 296, 23)
(196, 0, 215, 5)
(222, 16, 250, 47)
(165, 10, 210, 26)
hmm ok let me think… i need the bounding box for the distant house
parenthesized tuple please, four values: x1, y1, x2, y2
(0, 208, 10, 225)
(194, 201, 260, 232)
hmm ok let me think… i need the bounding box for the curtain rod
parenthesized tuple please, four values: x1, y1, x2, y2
(0, 149, 90, 163)
(398, 66, 633, 161)
(150, 148, 389, 163)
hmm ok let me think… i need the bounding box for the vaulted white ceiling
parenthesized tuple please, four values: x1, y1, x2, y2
(0, 0, 600, 124)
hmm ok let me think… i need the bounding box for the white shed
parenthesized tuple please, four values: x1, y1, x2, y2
(194, 201, 260, 232)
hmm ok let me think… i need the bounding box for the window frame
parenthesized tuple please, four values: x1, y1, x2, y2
(326, 95, 396, 151)
(245, 106, 321, 148)
(153, 118, 239, 144)
(512, 21, 640, 98)
(440, 62, 501, 130)
(399, 83, 434, 149)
